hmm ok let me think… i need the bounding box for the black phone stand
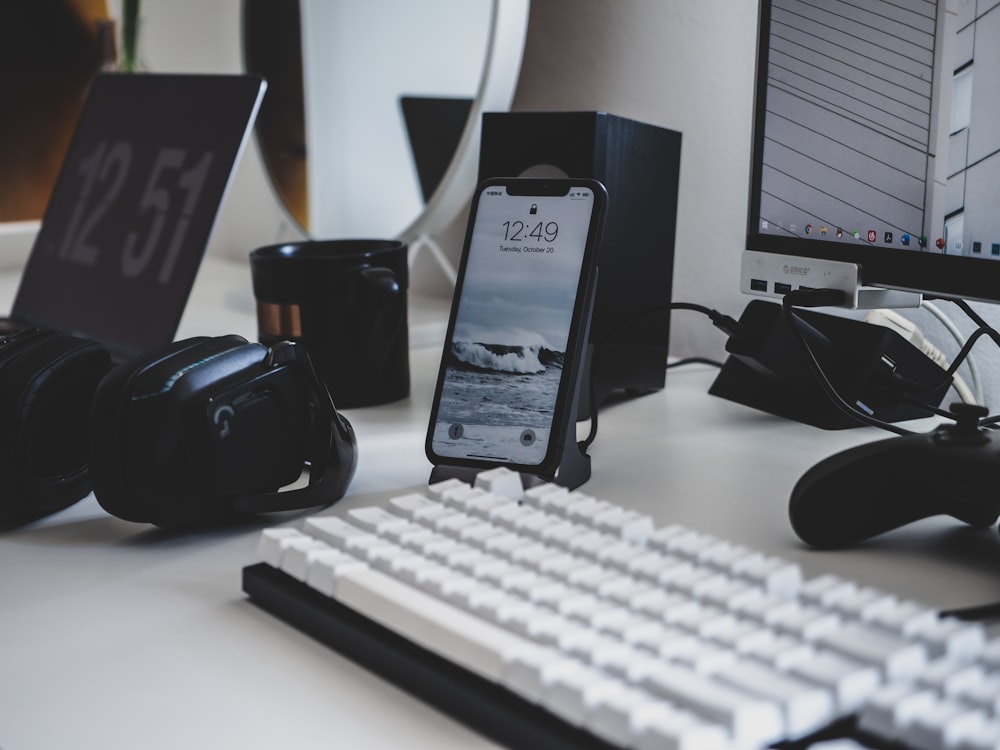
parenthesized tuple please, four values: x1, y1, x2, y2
(428, 410, 591, 491)
(429, 277, 597, 492)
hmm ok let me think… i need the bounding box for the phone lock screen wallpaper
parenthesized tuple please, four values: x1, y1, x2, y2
(431, 186, 596, 466)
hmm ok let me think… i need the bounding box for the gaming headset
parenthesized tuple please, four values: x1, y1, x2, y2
(1, 332, 357, 527)
(0, 328, 112, 522)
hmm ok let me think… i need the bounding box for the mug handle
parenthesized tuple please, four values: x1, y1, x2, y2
(356, 265, 405, 375)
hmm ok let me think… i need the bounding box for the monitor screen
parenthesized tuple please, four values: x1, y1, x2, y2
(747, 0, 1000, 302)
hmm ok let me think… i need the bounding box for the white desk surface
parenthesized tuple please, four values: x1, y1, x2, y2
(2, 257, 999, 750)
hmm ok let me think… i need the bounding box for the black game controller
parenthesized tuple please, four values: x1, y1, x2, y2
(789, 404, 1000, 548)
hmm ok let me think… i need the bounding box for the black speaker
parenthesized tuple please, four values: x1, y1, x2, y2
(479, 111, 682, 413)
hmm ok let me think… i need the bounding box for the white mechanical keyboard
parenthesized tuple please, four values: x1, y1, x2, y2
(243, 468, 1000, 750)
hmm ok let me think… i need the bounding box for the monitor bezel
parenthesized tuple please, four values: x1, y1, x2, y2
(745, 0, 1000, 304)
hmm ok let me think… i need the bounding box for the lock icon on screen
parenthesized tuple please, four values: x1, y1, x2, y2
(529, 203, 537, 215)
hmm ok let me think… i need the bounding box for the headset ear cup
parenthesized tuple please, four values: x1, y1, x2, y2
(0, 330, 111, 521)
(89, 336, 268, 525)
(87, 337, 217, 522)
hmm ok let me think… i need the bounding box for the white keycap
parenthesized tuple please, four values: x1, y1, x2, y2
(952, 671, 1000, 714)
(799, 574, 852, 605)
(771, 603, 842, 641)
(388, 492, 440, 519)
(304, 550, 368, 596)
(438, 485, 490, 509)
(522, 482, 569, 510)
(256, 527, 307, 567)
(715, 659, 835, 738)
(915, 618, 985, 661)
(566, 497, 616, 523)
(538, 520, 584, 548)
(951, 715, 1000, 750)
(382, 520, 424, 545)
(593, 507, 655, 542)
(583, 683, 648, 746)
(788, 650, 881, 713)
(858, 683, 938, 741)
(491, 503, 535, 529)
(668, 531, 722, 561)
(631, 702, 731, 750)
(335, 565, 537, 681)
(502, 644, 561, 702)
(466, 493, 516, 519)
(867, 599, 939, 638)
(457, 521, 505, 546)
(347, 506, 409, 534)
(540, 660, 612, 725)
(742, 631, 815, 671)
(981, 639, 1000, 670)
(917, 658, 985, 696)
(902, 698, 990, 750)
(817, 622, 927, 680)
(473, 466, 524, 501)
(514, 510, 560, 538)
(825, 585, 896, 621)
(425, 477, 469, 500)
(304, 515, 375, 550)
(638, 661, 785, 748)
(279, 536, 332, 581)
(480, 536, 528, 562)
(648, 524, 697, 553)
(730, 554, 801, 598)
(435, 512, 480, 538)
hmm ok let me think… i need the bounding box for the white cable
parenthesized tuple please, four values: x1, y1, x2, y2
(864, 308, 976, 405)
(920, 300, 984, 406)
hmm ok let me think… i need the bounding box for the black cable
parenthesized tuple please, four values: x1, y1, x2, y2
(903, 400, 959, 421)
(952, 297, 991, 330)
(780, 289, 916, 436)
(580, 291, 992, 449)
(939, 600, 1000, 623)
(905, 325, 999, 401)
(579, 302, 739, 450)
(905, 298, 1000, 412)
(667, 357, 724, 370)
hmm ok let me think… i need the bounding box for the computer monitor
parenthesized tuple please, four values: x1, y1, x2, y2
(744, 0, 1000, 306)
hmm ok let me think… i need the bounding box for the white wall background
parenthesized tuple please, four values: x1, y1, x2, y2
(81, 1, 1000, 408)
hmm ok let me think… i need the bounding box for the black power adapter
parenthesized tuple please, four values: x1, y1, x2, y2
(709, 300, 952, 429)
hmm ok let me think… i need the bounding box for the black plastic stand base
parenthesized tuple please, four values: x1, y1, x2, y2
(429, 441, 591, 492)
(709, 300, 951, 429)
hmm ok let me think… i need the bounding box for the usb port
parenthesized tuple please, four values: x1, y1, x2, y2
(774, 282, 793, 294)
(750, 278, 767, 292)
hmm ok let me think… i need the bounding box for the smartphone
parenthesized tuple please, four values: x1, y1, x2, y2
(426, 177, 607, 475)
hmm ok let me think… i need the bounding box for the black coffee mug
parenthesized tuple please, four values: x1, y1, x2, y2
(249, 239, 409, 408)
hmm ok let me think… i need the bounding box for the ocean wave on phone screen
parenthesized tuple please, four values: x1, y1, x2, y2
(437, 366, 561, 428)
(449, 340, 564, 374)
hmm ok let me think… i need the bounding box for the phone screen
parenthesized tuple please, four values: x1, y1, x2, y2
(428, 179, 603, 468)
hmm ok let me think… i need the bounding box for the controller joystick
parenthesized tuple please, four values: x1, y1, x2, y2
(789, 404, 1000, 548)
